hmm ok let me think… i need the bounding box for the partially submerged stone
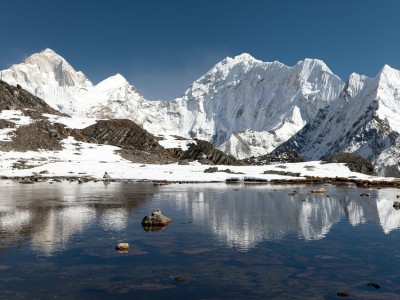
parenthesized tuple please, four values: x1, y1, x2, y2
(174, 275, 187, 282)
(311, 188, 326, 193)
(116, 242, 129, 252)
(103, 171, 111, 180)
(367, 282, 381, 289)
(337, 292, 350, 298)
(141, 210, 172, 228)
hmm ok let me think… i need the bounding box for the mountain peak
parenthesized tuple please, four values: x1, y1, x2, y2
(296, 58, 332, 73)
(41, 48, 57, 55)
(375, 64, 400, 93)
(19, 49, 92, 88)
(377, 64, 400, 78)
(96, 73, 130, 90)
(292, 58, 341, 85)
(233, 53, 257, 62)
(25, 48, 64, 64)
(218, 53, 261, 68)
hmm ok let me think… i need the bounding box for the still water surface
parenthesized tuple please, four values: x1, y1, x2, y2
(1, 181, 400, 299)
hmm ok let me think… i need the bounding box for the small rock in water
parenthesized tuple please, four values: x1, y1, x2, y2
(174, 275, 187, 282)
(360, 193, 370, 197)
(337, 292, 350, 297)
(116, 242, 129, 252)
(367, 282, 381, 289)
(311, 188, 326, 193)
(141, 210, 172, 228)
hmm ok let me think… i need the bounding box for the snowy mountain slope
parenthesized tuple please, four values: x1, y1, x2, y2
(0, 49, 92, 95)
(275, 65, 400, 175)
(162, 55, 344, 158)
(0, 49, 151, 119)
(141, 55, 343, 158)
(0, 50, 344, 159)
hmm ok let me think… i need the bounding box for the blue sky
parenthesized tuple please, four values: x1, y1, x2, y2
(0, 0, 399, 100)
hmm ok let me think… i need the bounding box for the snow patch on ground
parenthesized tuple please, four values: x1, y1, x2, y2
(0, 135, 386, 182)
(0, 110, 33, 141)
(43, 113, 97, 129)
(157, 134, 196, 151)
(0, 111, 391, 182)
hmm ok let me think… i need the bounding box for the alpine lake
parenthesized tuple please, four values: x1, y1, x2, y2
(1, 180, 400, 299)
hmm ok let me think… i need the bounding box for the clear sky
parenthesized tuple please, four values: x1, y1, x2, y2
(0, 0, 399, 100)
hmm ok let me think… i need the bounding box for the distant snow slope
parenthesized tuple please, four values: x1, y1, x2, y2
(0, 49, 343, 159)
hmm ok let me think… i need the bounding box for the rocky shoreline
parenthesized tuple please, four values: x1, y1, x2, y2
(3, 174, 400, 188)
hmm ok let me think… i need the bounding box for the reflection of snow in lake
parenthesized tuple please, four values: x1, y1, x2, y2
(31, 206, 95, 256)
(166, 186, 400, 251)
(1, 183, 400, 255)
(0, 209, 32, 231)
(100, 208, 129, 231)
(376, 198, 400, 234)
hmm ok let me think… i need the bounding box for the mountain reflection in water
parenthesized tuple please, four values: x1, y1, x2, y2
(0, 181, 155, 256)
(0, 182, 400, 255)
(161, 185, 400, 251)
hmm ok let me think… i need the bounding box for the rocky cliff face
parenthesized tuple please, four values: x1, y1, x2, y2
(0, 79, 62, 115)
(178, 140, 244, 165)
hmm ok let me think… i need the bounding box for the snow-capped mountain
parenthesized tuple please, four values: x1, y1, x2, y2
(153, 54, 343, 158)
(0, 49, 149, 118)
(1, 48, 92, 89)
(0, 49, 344, 159)
(3, 48, 400, 176)
(275, 65, 400, 175)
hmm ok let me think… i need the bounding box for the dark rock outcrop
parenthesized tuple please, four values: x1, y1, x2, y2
(0, 120, 69, 152)
(0, 80, 70, 151)
(0, 79, 63, 115)
(179, 140, 244, 165)
(74, 119, 178, 164)
(78, 119, 162, 150)
(327, 152, 376, 175)
(243, 151, 305, 165)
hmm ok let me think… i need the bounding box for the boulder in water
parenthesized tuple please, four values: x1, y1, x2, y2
(141, 210, 172, 228)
